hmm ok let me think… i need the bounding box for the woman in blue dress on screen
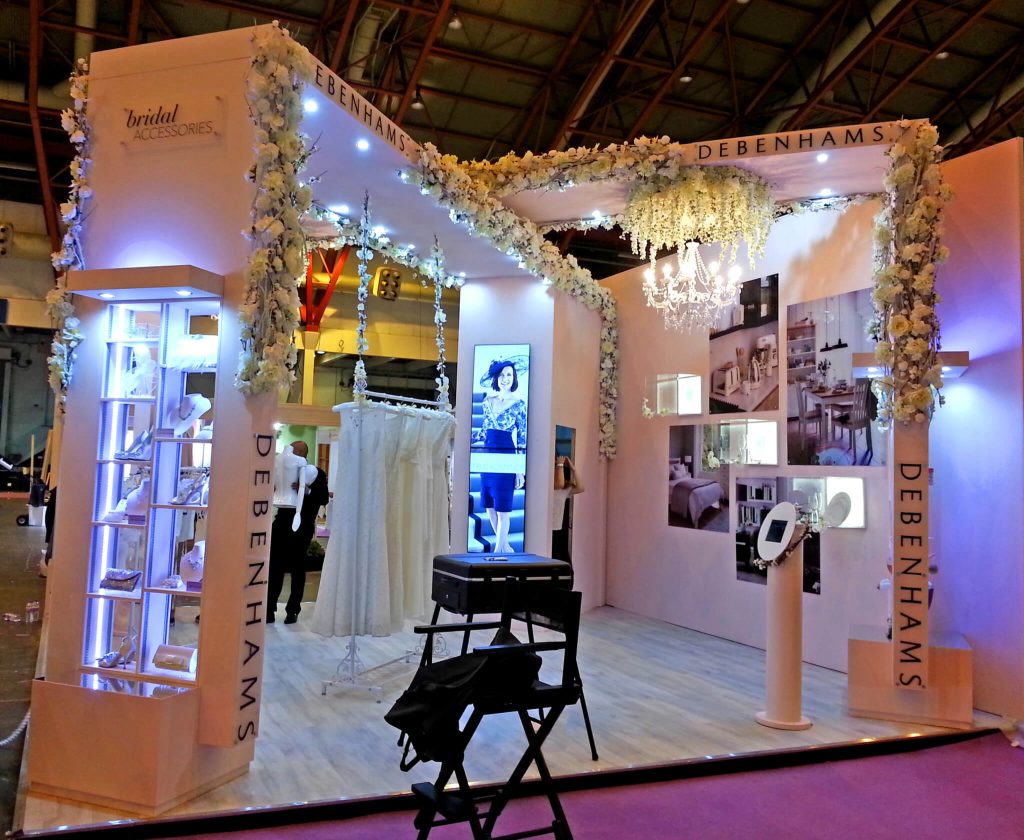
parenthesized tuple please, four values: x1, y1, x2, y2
(473, 359, 527, 553)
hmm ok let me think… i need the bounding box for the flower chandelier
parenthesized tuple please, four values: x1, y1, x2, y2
(642, 241, 742, 332)
(621, 165, 774, 332)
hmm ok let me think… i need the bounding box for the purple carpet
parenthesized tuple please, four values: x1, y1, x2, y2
(185, 733, 1022, 839)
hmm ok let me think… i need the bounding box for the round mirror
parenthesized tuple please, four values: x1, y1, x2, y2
(822, 491, 852, 529)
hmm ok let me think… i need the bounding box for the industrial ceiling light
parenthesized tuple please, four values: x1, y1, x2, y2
(936, 50, 950, 60)
(448, 8, 463, 30)
(411, 87, 425, 110)
(679, 69, 694, 84)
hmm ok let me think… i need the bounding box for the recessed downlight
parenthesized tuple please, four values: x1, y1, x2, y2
(818, 187, 833, 197)
(816, 152, 829, 163)
(99, 292, 116, 300)
(356, 138, 370, 151)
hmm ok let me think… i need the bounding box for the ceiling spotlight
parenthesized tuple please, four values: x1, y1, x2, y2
(99, 292, 115, 300)
(448, 9, 463, 30)
(818, 187, 833, 197)
(816, 152, 829, 163)
(329, 203, 350, 215)
(679, 70, 694, 84)
(936, 50, 950, 60)
(356, 138, 370, 151)
(175, 289, 193, 297)
(303, 98, 319, 114)
(411, 88, 425, 110)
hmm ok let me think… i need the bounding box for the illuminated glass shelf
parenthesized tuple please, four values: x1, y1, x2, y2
(100, 396, 157, 403)
(90, 518, 147, 530)
(146, 586, 201, 599)
(86, 589, 143, 602)
(151, 502, 207, 512)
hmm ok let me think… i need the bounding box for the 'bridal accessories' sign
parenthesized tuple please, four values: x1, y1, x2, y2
(121, 96, 222, 147)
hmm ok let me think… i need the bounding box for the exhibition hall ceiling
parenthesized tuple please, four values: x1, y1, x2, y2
(3, 0, 1022, 277)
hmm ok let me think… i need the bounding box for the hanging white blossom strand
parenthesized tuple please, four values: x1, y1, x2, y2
(352, 195, 373, 400)
(237, 22, 316, 395)
(429, 238, 451, 409)
(46, 57, 90, 409)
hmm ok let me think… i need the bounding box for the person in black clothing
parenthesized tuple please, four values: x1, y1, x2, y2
(267, 442, 330, 625)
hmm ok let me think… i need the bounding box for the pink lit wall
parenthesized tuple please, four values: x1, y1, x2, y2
(453, 280, 606, 611)
(603, 205, 890, 671)
(551, 291, 606, 609)
(932, 139, 1024, 717)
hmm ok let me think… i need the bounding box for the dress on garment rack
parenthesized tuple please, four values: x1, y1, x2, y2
(312, 401, 455, 638)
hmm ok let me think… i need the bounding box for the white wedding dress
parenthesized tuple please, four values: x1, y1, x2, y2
(312, 401, 455, 637)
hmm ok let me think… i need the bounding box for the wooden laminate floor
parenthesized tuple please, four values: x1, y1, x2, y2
(17, 605, 1000, 832)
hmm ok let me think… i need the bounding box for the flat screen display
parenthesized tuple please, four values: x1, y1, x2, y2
(765, 518, 788, 544)
(468, 343, 530, 554)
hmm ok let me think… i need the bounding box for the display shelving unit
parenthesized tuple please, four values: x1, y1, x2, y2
(29, 265, 267, 813)
(786, 323, 817, 382)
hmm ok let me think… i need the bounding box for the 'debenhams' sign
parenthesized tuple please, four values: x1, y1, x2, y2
(308, 58, 419, 162)
(680, 122, 906, 165)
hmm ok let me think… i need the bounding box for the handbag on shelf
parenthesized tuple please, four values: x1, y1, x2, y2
(151, 643, 198, 673)
(99, 568, 142, 592)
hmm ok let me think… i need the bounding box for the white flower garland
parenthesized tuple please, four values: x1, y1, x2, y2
(237, 22, 316, 395)
(407, 143, 620, 457)
(46, 57, 90, 409)
(871, 120, 951, 425)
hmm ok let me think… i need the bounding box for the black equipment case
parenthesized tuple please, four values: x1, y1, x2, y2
(431, 553, 573, 615)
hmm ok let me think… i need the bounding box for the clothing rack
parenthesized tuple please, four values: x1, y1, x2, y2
(359, 389, 447, 409)
(320, 396, 454, 698)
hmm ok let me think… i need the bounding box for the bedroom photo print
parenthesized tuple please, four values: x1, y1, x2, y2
(667, 423, 730, 532)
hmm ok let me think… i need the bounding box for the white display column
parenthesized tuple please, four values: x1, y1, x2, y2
(755, 502, 811, 730)
(756, 542, 812, 730)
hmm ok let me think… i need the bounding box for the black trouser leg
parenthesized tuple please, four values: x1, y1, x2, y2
(285, 566, 306, 616)
(267, 558, 284, 619)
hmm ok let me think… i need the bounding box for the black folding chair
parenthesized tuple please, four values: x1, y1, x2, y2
(404, 584, 584, 840)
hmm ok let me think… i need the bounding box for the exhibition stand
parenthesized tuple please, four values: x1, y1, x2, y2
(21, 20, 1024, 831)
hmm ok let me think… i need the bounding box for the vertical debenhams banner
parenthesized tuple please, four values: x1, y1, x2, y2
(891, 421, 930, 689)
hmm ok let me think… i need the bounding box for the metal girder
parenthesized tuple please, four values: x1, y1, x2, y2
(28, 0, 60, 257)
(329, 1, 361, 73)
(311, 0, 339, 60)
(780, 0, 919, 130)
(393, 0, 452, 124)
(624, 1, 733, 140)
(952, 85, 1024, 154)
(180, 0, 322, 30)
(742, 1, 847, 120)
(511, 4, 597, 151)
(862, 0, 1002, 122)
(127, 0, 142, 45)
(548, 0, 660, 151)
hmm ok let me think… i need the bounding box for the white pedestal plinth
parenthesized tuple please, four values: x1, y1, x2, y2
(757, 544, 812, 731)
(847, 625, 973, 729)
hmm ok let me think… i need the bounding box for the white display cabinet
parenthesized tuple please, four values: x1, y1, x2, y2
(27, 264, 271, 814)
(83, 295, 218, 687)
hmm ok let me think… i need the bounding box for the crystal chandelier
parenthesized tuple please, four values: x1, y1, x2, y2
(642, 241, 742, 332)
